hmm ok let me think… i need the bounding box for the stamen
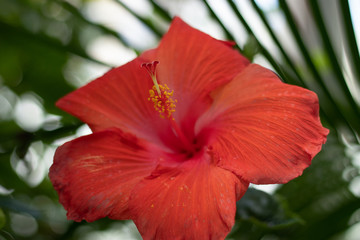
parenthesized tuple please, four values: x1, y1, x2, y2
(143, 61, 177, 119)
(142, 61, 194, 153)
(148, 84, 177, 119)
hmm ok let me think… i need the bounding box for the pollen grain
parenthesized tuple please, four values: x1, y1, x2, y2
(148, 84, 177, 119)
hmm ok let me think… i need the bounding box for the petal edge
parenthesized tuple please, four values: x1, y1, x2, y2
(49, 129, 157, 221)
(129, 157, 249, 240)
(198, 64, 328, 184)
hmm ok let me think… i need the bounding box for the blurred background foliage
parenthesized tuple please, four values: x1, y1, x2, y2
(0, 0, 360, 239)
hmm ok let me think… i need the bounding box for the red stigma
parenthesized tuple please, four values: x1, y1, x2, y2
(141, 61, 159, 76)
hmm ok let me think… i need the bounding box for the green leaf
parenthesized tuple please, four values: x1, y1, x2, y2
(149, 0, 172, 22)
(0, 208, 5, 230)
(308, 0, 360, 132)
(279, 0, 358, 140)
(236, 188, 302, 230)
(250, 0, 306, 87)
(339, 0, 360, 85)
(203, 0, 238, 48)
(242, 35, 260, 61)
(276, 133, 358, 239)
(54, 0, 134, 52)
(0, 197, 40, 219)
(114, 0, 164, 37)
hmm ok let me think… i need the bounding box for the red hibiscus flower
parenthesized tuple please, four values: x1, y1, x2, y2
(49, 17, 328, 239)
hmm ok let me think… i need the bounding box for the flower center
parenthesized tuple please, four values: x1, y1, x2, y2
(142, 61, 197, 156)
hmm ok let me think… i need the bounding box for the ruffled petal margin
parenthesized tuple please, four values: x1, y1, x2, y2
(129, 157, 249, 240)
(153, 17, 250, 99)
(56, 58, 161, 139)
(198, 64, 329, 184)
(49, 128, 157, 222)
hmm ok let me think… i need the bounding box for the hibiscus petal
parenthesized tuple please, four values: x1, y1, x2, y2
(129, 158, 249, 240)
(198, 64, 329, 184)
(49, 128, 157, 222)
(140, 17, 250, 143)
(56, 57, 164, 140)
(155, 17, 249, 98)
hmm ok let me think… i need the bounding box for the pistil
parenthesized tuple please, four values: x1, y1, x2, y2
(142, 61, 161, 95)
(142, 61, 195, 154)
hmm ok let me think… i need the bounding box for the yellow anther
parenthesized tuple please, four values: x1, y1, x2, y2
(148, 83, 177, 119)
(143, 61, 177, 119)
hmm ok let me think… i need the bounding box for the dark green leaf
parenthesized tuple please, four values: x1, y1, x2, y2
(279, 0, 359, 140)
(339, 0, 360, 85)
(242, 35, 260, 61)
(0, 208, 5, 230)
(114, 0, 164, 37)
(308, 0, 360, 132)
(203, 0, 239, 49)
(236, 188, 302, 230)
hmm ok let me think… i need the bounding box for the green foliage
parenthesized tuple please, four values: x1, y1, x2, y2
(242, 35, 260, 61)
(0, 0, 359, 239)
(236, 189, 302, 229)
(0, 209, 5, 230)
